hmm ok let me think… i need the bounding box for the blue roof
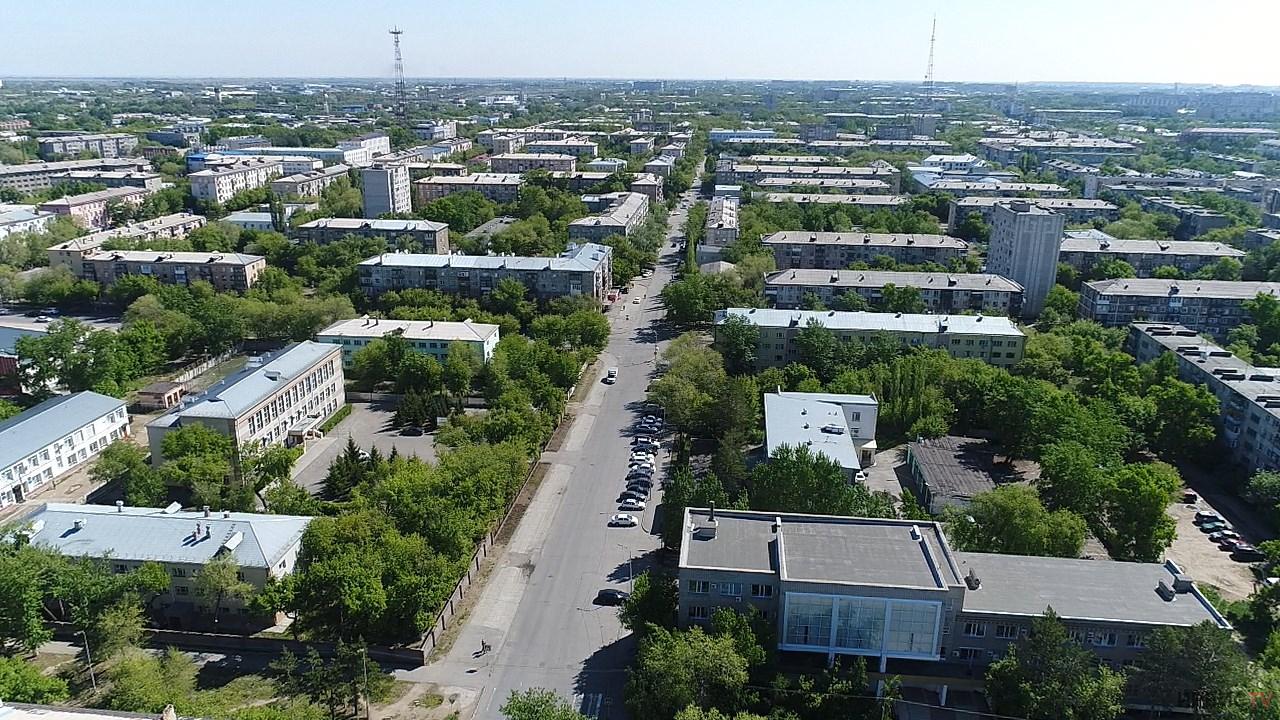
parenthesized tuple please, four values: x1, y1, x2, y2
(165, 341, 339, 420)
(0, 392, 125, 472)
(0, 324, 47, 355)
(24, 502, 312, 569)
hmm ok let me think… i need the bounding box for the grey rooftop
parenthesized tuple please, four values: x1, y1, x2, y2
(0, 392, 124, 472)
(766, 269, 1023, 293)
(156, 341, 339, 421)
(763, 230, 968, 249)
(715, 308, 1026, 337)
(1085, 278, 1280, 299)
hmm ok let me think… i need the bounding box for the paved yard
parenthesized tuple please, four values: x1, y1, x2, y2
(293, 401, 438, 495)
(1165, 499, 1259, 601)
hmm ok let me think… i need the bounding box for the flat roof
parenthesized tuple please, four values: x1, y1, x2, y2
(84, 250, 263, 266)
(953, 196, 1117, 210)
(415, 173, 523, 187)
(22, 502, 311, 570)
(464, 216, 518, 239)
(274, 164, 351, 182)
(756, 177, 892, 189)
(317, 317, 499, 343)
(1133, 322, 1280, 422)
(490, 152, 576, 160)
(929, 181, 1066, 192)
(1060, 237, 1244, 258)
(716, 307, 1026, 337)
(159, 341, 339, 420)
(37, 187, 149, 208)
(764, 393, 862, 471)
(762, 230, 967, 249)
(0, 158, 150, 177)
(766, 269, 1023, 294)
(0, 392, 124, 471)
(298, 217, 447, 232)
(760, 193, 907, 206)
(727, 163, 897, 177)
(907, 436, 1009, 505)
(1085, 278, 1280, 300)
(361, 242, 611, 273)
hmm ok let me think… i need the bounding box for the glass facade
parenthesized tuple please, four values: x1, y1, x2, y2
(782, 592, 940, 659)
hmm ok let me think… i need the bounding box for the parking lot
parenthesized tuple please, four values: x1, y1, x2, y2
(292, 401, 437, 495)
(1165, 500, 1260, 601)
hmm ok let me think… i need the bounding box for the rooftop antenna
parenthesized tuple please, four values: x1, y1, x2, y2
(923, 15, 937, 103)
(389, 27, 406, 122)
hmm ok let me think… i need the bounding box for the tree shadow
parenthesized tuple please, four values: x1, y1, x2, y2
(572, 635, 638, 719)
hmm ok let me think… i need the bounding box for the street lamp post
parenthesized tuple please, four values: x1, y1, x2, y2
(76, 630, 97, 692)
(617, 544, 635, 592)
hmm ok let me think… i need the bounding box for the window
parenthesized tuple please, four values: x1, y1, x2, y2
(171, 568, 185, 578)
(956, 647, 982, 660)
(113, 563, 128, 574)
(1126, 633, 1147, 648)
(175, 586, 189, 596)
(719, 582, 742, 597)
(688, 580, 710, 594)
(751, 584, 774, 598)
(995, 624, 1018, 640)
(1092, 631, 1117, 647)
(688, 605, 708, 620)
(963, 621, 986, 638)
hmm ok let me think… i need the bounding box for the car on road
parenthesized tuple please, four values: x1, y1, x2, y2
(1218, 538, 1244, 552)
(609, 513, 638, 527)
(619, 499, 646, 511)
(630, 452, 656, 462)
(631, 298, 641, 304)
(1233, 544, 1265, 562)
(634, 441, 660, 453)
(604, 367, 618, 384)
(594, 589, 630, 606)
(399, 426, 425, 436)
(35, 315, 51, 323)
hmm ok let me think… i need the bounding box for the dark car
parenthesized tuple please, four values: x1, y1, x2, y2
(595, 589, 630, 606)
(1234, 544, 1266, 562)
(1199, 521, 1230, 533)
(1194, 511, 1222, 524)
(627, 481, 653, 493)
(399, 426, 425, 436)
(620, 489, 648, 503)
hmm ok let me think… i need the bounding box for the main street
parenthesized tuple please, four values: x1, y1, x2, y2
(405, 181, 701, 719)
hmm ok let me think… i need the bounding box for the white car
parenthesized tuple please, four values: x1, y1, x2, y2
(620, 499, 647, 511)
(609, 513, 639, 527)
(854, 471, 868, 483)
(630, 453, 656, 464)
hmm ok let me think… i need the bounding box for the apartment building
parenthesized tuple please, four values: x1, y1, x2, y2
(361, 163, 412, 217)
(489, 153, 577, 174)
(1179, 127, 1280, 143)
(660, 142, 687, 159)
(1059, 233, 1246, 277)
(146, 341, 345, 461)
(269, 164, 351, 198)
(765, 270, 1024, 316)
(677, 509, 1226, 687)
(0, 391, 130, 508)
(947, 197, 1118, 231)
(568, 192, 650, 242)
(23, 502, 312, 630)
(37, 133, 139, 159)
(1138, 196, 1233, 240)
(37, 186, 153, 230)
(338, 132, 392, 157)
(1080, 279, 1280, 337)
(433, 138, 474, 157)
(759, 193, 909, 209)
(715, 308, 1026, 369)
(46, 213, 207, 270)
(630, 173, 664, 202)
(239, 145, 373, 167)
(977, 137, 1138, 165)
(0, 118, 31, 131)
(928, 181, 1069, 198)
(51, 170, 164, 191)
(586, 158, 628, 174)
(358, 242, 613, 303)
(189, 158, 284, 204)
(987, 201, 1066, 318)
(1130, 323, 1280, 473)
(0, 158, 152, 194)
(191, 152, 320, 176)
(643, 155, 676, 178)
(414, 120, 458, 141)
(764, 391, 879, 477)
(1043, 159, 1103, 197)
(764, 230, 970, 269)
(629, 137, 655, 155)
(709, 128, 778, 142)
(414, 173, 524, 204)
(920, 154, 986, 172)
(718, 162, 902, 192)
(316, 317, 500, 365)
(294, 218, 449, 253)
(755, 177, 895, 195)
(704, 196, 739, 247)
(492, 134, 526, 154)
(0, 204, 55, 239)
(525, 137, 598, 157)
(73, 250, 266, 292)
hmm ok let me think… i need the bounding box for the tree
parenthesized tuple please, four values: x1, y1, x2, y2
(954, 212, 990, 242)
(419, 191, 496, 233)
(713, 314, 759, 375)
(442, 342, 478, 409)
(92, 600, 146, 659)
(1036, 440, 1110, 514)
(194, 553, 254, 624)
(91, 441, 165, 507)
(625, 626, 750, 720)
(0, 548, 55, 653)
(876, 283, 926, 313)
(620, 571, 678, 636)
(1102, 462, 1179, 562)
(0, 656, 70, 703)
(1128, 621, 1248, 717)
(943, 485, 1086, 558)
(106, 647, 198, 713)
(985, 610, 1124, 720)
(748, 444, 895, 519)
(502, 689, 589, 720)
(1145, 380, 1218, 461)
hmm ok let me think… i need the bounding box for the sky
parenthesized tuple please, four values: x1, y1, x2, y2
(2, 0, 1277, 86)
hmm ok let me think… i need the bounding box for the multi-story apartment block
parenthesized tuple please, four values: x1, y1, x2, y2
(704, 196, 739, 247)
(947, 197, 1117, 231)
(0, 392, 129, 508)
(986, 201, 1065, 318)
(928, 181, 1069, 198)
(709, 128, 778, 142)
(51, 170, 164, 191)
(1080, 278, 1280, 337)
(660, 142, 687, 159)
(316, 317, 500, 366)
(755, 177, 894, 195)
(294, 218, 449, 253)
(585, 158, 628, 174)
(489, 153, 577, 174)
(23, 502, 312, 630)
(764, 230, 970, 269)
(629, 172, 664, 202)
(338, 132, 392, 157)
(414, 120, 458, 141)
(629, 137, 655, 155)
(37, 133, 139, 160)
(920, 153, 986, 173)
(525, 137, 598, 157)
(1138, 196, 1233, 241)
(0, 118, 31, 132)
(1179, 127, 1280, 144)
(492, 134, 527, 154)
(643, 155, 676, 178)
(759, 193, 909, 209)
(765, 270, 1024, 315)
(1129, 323, 1280, 473)
(978, 137, 1138, 165)
(568, 192, 650, 242)
(46, 213, 207, 270)
(433, 138, 474, 157)
(1043, 159, 1103, 197)
(0, 158, 152, 194)
(269, 164, 351, 198)
(358, 242, 613, 303)
(361, 163, 412, 218)
(715, 308, 1026, 369)
(765, 391, 879, 477)
(414, 173, 524, 204)
(239, 145, 373, 167)
(1245, 227, 1280, 251)
(718, 162, 901, 192)
(72, 250, 266, 292)
(677, 509, 1227, 688)
(37, 186, 153, 230)
(746, 155, 835, 165)
(189, 158, 284, 204)
(0, 204, 55, 239)
(1059, 233, 1246, 277)
(191, 152, 320, 176)
(147, 341, 345, 462)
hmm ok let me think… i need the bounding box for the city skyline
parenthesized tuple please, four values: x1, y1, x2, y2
(3, 0, 1278, 85)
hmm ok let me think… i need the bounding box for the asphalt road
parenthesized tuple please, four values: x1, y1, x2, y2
(406, 183, 701, 719)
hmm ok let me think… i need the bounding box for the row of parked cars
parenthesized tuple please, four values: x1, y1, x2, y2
(608, 415, 664, 528)
(1194, 510, 1264, 561)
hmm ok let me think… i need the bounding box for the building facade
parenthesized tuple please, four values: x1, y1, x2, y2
(361, 163, 412, 218)
(0, 158, 152, 194)
(414, 173, 524, 204)
(51, 170, 164, 190)
(316, 317, 500, 365)
(72, 250, 266, 292)
(46, 213, 207, 270)
(765, 270, 1024, 316)
(705, 196, 739, 247)
(986, 201, 1065, 318)
(0, 392, 130, 508)
(947, 197, 1118, 230)
(489, 153, 577, 174)
(0, 205, 55, 239)
(568, 192, 650, 242)
(294, 218, 449, 253)
(1138, 196, 1233, 241)
(764, 230, 970, 270)
(269, 164, 351, 198)
(1058, 234, 1246, 277)
(1080, 279, 1280, 338)
(37, 133, 139, 159)
(189, 158, 284, 204)
(37, 186, 153, 230)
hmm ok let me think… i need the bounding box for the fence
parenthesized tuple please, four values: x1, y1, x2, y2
(171, 348, 239, 385)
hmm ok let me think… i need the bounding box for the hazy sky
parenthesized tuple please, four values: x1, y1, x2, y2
(3, 0, 1277, 85)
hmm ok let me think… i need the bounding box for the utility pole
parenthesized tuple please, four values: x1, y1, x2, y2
(389, 27, 407, 122)
(76, 629, 97, 692)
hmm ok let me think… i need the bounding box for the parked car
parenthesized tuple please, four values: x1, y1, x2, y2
(604, 367, 618, 384)
(619, 499, 647, 511)
(595, 589, 630, 606)
(630, 453, 656, 463)
(630, 462, 655, 472)
(1233, 544, 1265, 562)
(627, 477, 654, 488)
(1200, 521, 1230, 533)
(620, 490, 648, 503)
(399, 426, 425, 436)
(1209, 530, 1240, 544)
(1194, 511, 1222, 524)
(609, 514, 638, 527)
(854, 470, 868, 483)
(1182, 490, 1199, 503)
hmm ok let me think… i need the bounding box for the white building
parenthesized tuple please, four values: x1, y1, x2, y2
(339, 132, 392, 157)
(0, 391, 130, 508)
(920, 154, 986, 172)
(764, 391, 879, 477)
(569, 192, 650, 241)
(704, 196, 739, 247)
(361, 163, 412, 217)
(586, 158, 628, 174)
(269, 164, 351, 198)
(189, 158, 284, 204)
(316, 317, 500, 365)
(986, 200, 1066, 318)
(0, 204, 56, 239)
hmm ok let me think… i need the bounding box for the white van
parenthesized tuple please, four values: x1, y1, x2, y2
(604, 367, 619, 384)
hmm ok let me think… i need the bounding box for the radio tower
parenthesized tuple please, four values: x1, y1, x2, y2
(389, 27, 406, 121)
(923, 15, 937, 103)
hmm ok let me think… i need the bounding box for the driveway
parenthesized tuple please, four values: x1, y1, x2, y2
(293, 401, 437, 495)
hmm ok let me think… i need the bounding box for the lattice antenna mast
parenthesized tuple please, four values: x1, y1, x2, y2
(390, 27, 406, 121)
(923, 15, 937, 101)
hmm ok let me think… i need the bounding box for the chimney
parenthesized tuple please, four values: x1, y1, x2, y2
(73, 519, 84, 531)
(910, 524, 921, 541)
(223, 510, 231, 519)
(116, 500, 124, 512)
(708, 502, 715, 522)
(204, 525, 212, 540)
(203, 505, 210, 517)
(965, 567, 981, 590)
